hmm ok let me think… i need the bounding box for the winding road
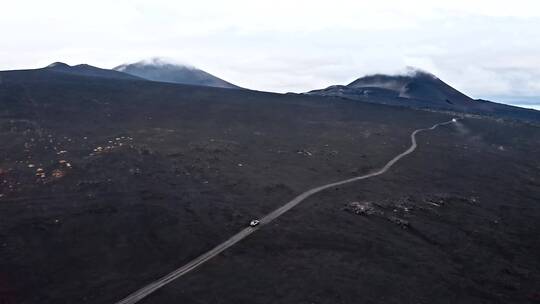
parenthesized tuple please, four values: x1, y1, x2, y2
(114, 119, 456, 304)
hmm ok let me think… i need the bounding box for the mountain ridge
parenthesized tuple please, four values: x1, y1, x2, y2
(43, 62, 143, 80)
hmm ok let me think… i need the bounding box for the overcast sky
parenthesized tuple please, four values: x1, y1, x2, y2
(1, 0, 539, 106)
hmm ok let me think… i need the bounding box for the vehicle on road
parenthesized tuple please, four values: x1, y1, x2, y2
(249, 219, 260, 227)
(452, 118, 458, 122)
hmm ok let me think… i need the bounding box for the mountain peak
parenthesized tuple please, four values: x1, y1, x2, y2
(46, 62, 71, 69)
(348, 68, 438, 88)
(114, 58, 240, 89)
(309, 69, 474, 110)
(115, 58, 195, 71)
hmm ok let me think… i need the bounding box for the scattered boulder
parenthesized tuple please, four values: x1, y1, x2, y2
(422, 193, 479, 208)
(387, 216, 410, 229)
(345, 201, 378, 216)
(296, 149, 313, 156)
(51, 169, 66, 179)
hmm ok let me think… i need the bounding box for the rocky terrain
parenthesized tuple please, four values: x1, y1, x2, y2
(0, 68, 539, 303)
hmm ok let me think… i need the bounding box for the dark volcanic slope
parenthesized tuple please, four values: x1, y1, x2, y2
(44, 62, 143, 80)
(0, 62, 143, 85)
(114, 58, 240, 89)
(348, 72, 473, 106)
(308, 70, 540, 122)
(0, 71, 539, 304)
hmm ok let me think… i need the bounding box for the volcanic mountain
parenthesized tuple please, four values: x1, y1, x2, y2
(114, 58, 240, 89)
(0, 62, 144, 84)
(44, 62, 143, 80)
(307, 69, 540, 122)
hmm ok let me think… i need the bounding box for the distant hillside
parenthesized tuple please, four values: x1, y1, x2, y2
(0, 62, 144, 85)
(114, 58, 240, 89)
(44, 62, 143, 80)
(307, 69, 540, 122)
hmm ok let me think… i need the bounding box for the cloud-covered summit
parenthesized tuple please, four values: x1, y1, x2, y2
(114, 58, 240, 89)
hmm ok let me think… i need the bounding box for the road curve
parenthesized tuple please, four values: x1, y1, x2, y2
(114, 119, 456, 304)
